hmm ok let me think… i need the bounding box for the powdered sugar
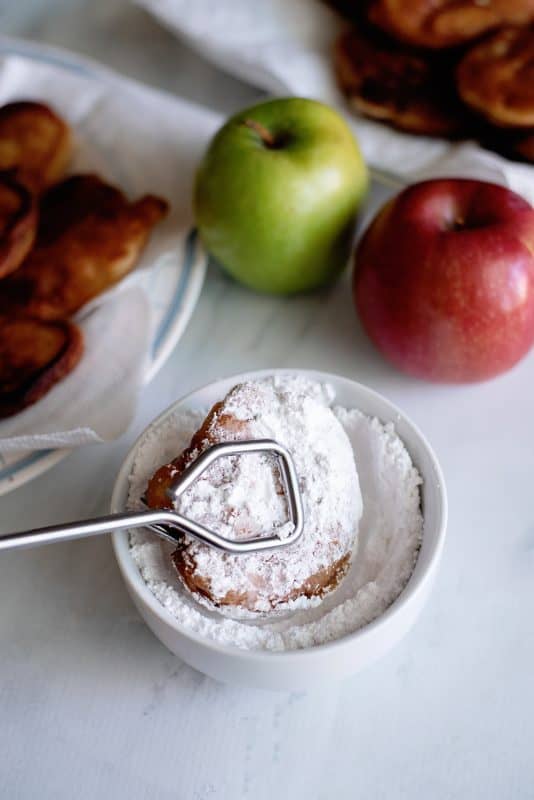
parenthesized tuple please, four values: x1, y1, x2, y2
(128, 378, 423, 651)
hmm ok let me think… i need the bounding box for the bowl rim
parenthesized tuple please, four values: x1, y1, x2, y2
(111, 368, 448, 662)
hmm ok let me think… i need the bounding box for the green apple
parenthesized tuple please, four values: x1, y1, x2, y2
(194, 97, 368, 294)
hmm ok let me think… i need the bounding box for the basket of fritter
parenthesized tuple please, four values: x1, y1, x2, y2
(0, 100, 168, 420)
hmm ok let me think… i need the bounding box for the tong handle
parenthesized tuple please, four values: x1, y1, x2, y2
(0, 510, 185, 552)
(0, 440, 305, 555)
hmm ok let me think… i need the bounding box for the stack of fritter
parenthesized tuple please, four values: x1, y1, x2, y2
(0, 101, 168, 419)
(332, 0, 534, 162)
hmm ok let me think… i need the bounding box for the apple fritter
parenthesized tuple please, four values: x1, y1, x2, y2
(335, 27, 466, 136)
(0, 175, 169, 320)
(145, 381, 358, 615)
(0, 316, 83, 418)
(0, 173, 37, 279)
(0, 101, 72, 192)
(367, 0, 534, 49)
(456, 26, 534, 129)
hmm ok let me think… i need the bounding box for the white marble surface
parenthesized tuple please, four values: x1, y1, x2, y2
(1, 2, 534, 798)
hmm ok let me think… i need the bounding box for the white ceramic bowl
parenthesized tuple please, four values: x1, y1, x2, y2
(111, 369, 447, 690)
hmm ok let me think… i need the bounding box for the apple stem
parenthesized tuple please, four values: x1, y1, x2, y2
(243, 118, 276, 148)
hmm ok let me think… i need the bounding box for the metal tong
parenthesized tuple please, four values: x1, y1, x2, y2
(0, 440, 304, 555)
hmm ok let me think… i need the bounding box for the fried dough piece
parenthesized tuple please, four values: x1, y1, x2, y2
(0, 316, 83, 418)
(335, 28, 466, 135)
(146, 378, 362, 615)
(456, 26, 534, 128)
(0, 173, 37, 279)
(0, 175, 168, 320)
(368, 0, 534, 49)
(0, 101, 72, 192)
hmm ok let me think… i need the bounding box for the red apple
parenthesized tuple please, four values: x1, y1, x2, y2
(353, 179, 534, 382)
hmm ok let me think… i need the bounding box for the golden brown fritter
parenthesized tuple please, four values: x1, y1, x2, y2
(335, 27, 466, 135)
(0, 316, 83, 418)
(0, 174, 168, 320)
(368, 0, 534, 49)
(0, 173, 37, 279)
(0, 101, 72, 192)
(457, 25, 534, 128)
